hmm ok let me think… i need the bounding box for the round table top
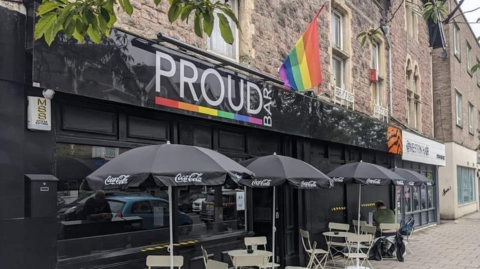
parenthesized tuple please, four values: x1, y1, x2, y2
(323, 231, 356, 238)
(228, 249, 272, 257)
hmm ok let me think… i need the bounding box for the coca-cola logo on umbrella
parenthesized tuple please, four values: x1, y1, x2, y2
(175, 173, 203, 183)
(332, 177, 344, 183)
(300, 181, 317, 188)
(251, 179, 272, 187)
(366, 178, 381, 185)
(105, 175, 130, 185)
(396, 180, 404, 186)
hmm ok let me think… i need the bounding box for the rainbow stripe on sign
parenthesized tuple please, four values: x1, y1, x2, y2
(155, 97, 264, 126)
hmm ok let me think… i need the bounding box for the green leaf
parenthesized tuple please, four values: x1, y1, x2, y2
(194, 12, 203, 38)
(73, 29, 85, 43)
(219, 6, 239, 30)
(217, 13, 233, 44)
(123, 0, 134, 15)
(471, 63, 480, 74)
(75, 19, 85, 34)
(356, 32, 367, 39)
(361, 35, 367, 47)
(203, 14, 214, 36)
(37, 1, 61, 16)
(44, 20, 58, 45)
(181, 5, 195, 21)
(100, 7, 110, 23)
(34, 13, 57, 40)
(154, 0, 161, 6)
(107, 11, 117, 27)
(65, 18, 76, 38)
(87, 24, 102, 43)
(168, 1, 183, 23)
(98, 14, 109, 36)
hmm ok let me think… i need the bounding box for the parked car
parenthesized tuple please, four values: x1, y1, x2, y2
(57, 191, 153, 221)
(106, 196, 193, 235)
(192, 198, 206, 213)
(200, 189, 244, 229)
(178, 192, 207, 213)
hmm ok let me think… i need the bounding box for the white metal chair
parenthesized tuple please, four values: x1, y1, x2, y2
(344, 234, 374, 269)
(300, 229, 328, 269)
(379, 223, 400, 237)
(206, 259, 228, 269)
(146, 255, 184, 269)
(352, 220, 367, 234)
(326, 223, 350, 265)
(201, 246, 209, 268)
(244, 236, 267, 250)
(361, 225, 376, 236)
(244, 236, 280, 268)
(231, 255, 267, 269)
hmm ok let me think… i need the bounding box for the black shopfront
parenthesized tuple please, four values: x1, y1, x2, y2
(0, 6, 437, 269)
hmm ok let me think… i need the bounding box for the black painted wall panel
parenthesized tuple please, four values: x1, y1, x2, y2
(0, 7, 25, 84)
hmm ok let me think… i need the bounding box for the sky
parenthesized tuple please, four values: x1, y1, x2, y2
(460, 0, 480, 38)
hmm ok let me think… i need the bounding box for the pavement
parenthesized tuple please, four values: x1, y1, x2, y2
(325, 212, 480, 269)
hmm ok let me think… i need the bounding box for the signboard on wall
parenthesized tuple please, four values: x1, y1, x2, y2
(27, 96, 51, 131)
(32, 29, 391, 152)
(387, 126, 403, 155)
(236, 191, 245, 211)
(402, 131, 446, 166)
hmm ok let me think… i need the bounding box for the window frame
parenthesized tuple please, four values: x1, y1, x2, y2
(456, 90, 463, 128)
(332, 55, 345, 89)
(372, 41, 381, 106)
(477, 58, 480, 87)
(457, 166, 476, 205)
(468, 103, 474, 135)
(206, 0, 239, 61)
(453, 23, 460, 60)
(467, 42, 472, 75)
(331, 10, 343, 50)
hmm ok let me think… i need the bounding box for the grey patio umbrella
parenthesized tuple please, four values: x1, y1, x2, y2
(391, 168, 435, 186)
(83, 142, 255, 269)
(239, 154, 332, 269)
(327, 161, 406, 269)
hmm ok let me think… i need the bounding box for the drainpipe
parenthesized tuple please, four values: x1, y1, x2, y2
(388, 40, 393, 118)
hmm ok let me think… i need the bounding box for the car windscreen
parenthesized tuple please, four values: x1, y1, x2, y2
(107, 200, 125, 213)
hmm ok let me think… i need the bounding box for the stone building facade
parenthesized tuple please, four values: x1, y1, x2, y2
(114, 0, 434, 138)
(432, 0, 480, 219)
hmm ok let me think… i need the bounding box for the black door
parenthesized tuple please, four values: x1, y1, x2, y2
(277, 185, 298, 266)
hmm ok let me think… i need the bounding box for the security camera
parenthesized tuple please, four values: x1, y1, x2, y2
(42, 89, 55, 100)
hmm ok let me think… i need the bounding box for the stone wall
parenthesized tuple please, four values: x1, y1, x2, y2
(114, 0, 434, 137)
(432, 0, 480, 151)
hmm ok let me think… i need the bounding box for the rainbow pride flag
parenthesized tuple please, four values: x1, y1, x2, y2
(279, 6, 324, 91)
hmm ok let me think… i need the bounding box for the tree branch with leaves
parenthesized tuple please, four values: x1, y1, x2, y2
(34, 0, 240, 46)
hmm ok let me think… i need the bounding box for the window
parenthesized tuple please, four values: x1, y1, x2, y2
(332, 56, 344, 89)
(404, 186, 412, 212)
(55, 143, 245, 259)
(207, 0, 237, 59)
(468, 103, 474, 134)
(478, 110, 480, 131)
(467, 43, 472, 74)
(456, 91, 463, 127)
(406, 61, 420, 129)
(454, 23, 460, 58)
(331, 11, 343, 50)
(406, 0, 418, 39)
(477, 59, 480, 86)
(457, 166, 475, 205)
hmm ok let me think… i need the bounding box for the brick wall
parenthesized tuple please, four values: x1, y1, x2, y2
(389, 0, 434, 138)
(432, 0, 480, 151)
(113, 0, 434, 137)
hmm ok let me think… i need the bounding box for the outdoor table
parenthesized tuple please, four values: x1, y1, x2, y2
(323, 231, 356, 268)
(228, 249, 272, 269)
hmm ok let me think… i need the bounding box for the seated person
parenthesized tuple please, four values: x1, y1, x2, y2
(373, 201, 396, 236)
(84, 190, 113, 221)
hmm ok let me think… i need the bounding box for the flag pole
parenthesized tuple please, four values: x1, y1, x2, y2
(314, 1, 328, 19)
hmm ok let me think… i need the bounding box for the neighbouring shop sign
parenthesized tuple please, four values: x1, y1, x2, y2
(402, 131, 445, 166)
(27, 96, 51, 131)
(32, 30, 391, 152)
(236, 191, 245, 211)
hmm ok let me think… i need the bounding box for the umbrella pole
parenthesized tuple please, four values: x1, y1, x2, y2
(244, 186, 248, 232)
(169, 186, 174, 269)
(272, 186, 276, 269)
(357, 184, 361, 267)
